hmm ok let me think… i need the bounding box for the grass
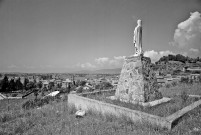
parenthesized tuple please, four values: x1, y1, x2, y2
(1, 97, 201, 135)
(1, 83, 201, 134)
(159, 83, 201, 97)
(86, 89, 200, 117)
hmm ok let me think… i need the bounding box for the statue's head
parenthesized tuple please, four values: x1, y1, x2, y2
(137, 19, 142, 26)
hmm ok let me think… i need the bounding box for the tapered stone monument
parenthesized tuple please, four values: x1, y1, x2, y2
(115, 20, 162, 103)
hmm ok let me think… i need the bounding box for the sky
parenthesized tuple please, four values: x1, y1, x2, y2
(0, 0, 200, 73)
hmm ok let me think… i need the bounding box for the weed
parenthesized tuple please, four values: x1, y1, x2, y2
(68, 104, 76, 114)
(180, 91, 189, 103)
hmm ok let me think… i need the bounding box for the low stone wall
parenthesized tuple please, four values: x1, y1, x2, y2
(68, 91, 201, 130)
(68, 93, 172, 130)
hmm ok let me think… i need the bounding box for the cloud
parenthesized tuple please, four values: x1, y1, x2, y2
(189, 48, 199, 53)
(95, 57, 109, 65)
(114, 56, 126, 60)
(8, 64, 18, 69)
(95, 56, 125, 68)
(188, 48, 199, 56)
(144, 50, 175, 63)
(172, 11, 201, 49)
(77, 62, 96, 69)
(23, 65, 35, 69)
(39, 65, 54, 69)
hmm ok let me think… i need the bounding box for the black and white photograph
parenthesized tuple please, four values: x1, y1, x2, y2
(0, 0, 201, 134)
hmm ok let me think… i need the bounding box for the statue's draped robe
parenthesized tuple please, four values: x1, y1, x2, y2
(133, 25, 142, 54)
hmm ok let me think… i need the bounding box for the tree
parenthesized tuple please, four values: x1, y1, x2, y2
(1, 76, 9, 92)
(23, 78, 29, 90)
(175, 54, 186, 63)
(15, 77, 23, 90)
(8, 78, 16, 91)
(79, 81, 86, 86)
(57, 83, 62, 88)
(48, 82, 55, 90)
(36, 81, 43, 89)
(101, 82, 113, 89)
(168, 54, 176, 61)
(26, 82, 36, 90)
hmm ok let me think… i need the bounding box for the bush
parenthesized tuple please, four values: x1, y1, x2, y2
(165, 83, 171, 88)
(198, 75, 201, 83)
(76, 86, 83, 93)
(171, 81, 177, 87)
(22, 96, 56, 110)
(11, 93, 18, 97)
(180, 91, 189, 103)
(181, 77, 189, 83)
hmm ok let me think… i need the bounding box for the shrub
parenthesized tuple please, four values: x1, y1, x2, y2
(198, 75, 201, 83)
(76, 86, 83, 93)
(68, 104, 76, 114)
(180, 91, 189, 103)
(12, 93, 18, 97)
(0, 112, 13, 123)
(22, 96, 56, 110)
(171, 81, 177, 87)
(181, 77, 189, 83)
(165, 83, 171, 88)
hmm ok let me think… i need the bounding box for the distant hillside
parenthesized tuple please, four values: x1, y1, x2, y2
(156, 54, 201, 64)
(75, 68, 121, 74)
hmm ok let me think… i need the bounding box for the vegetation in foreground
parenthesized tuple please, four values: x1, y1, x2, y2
(1, 97, 201, 135)
(0, 83, 201, 134)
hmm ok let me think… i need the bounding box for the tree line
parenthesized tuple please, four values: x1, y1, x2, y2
(0, 76, 43, 92)
(156, 54, 201, 64)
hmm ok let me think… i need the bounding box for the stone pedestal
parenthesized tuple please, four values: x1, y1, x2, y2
(115, 55, 162, 103)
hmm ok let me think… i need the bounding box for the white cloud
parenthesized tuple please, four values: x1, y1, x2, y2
(189, 48, 199, 53)
(94, 56, 125, 68)
(77, 62, 96, 69)
(173, 11, 201, 49)
(39, 65, 54, 69)
(114, 56, 125, 60)
(95, 57, 109, 65)
(8, 64, 18, 69)
(144, 50, 175, 63)
(23, 65, 35, 69)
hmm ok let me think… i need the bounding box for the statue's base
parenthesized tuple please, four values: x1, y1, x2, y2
(115, 55, 162, 103)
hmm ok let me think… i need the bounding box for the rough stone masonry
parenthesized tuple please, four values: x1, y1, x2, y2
(115, 54, 162, 103)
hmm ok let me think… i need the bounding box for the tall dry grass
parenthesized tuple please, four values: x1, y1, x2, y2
(1, 86, 201, 135)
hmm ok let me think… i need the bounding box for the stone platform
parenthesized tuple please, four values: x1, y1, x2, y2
(115, 55, 162, 103)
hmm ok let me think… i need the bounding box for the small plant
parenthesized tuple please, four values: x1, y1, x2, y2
(181, 77, 189, 83)
(180, 91, 189, 103)
(165, 83, 171, 88)
(68, 104, 76, 114)
(198, 74, 201, 83)
(0, 112, 12, 123)
(189, 79, 193, 85)
(12, 93, 18, 97)
(171, 81, 177, 87)
(22, 96, 57, 110)
(76, 86, 83, 93)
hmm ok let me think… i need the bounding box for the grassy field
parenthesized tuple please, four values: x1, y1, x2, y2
(1, 83, 201, 135)
(159, 83, 201, 97)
